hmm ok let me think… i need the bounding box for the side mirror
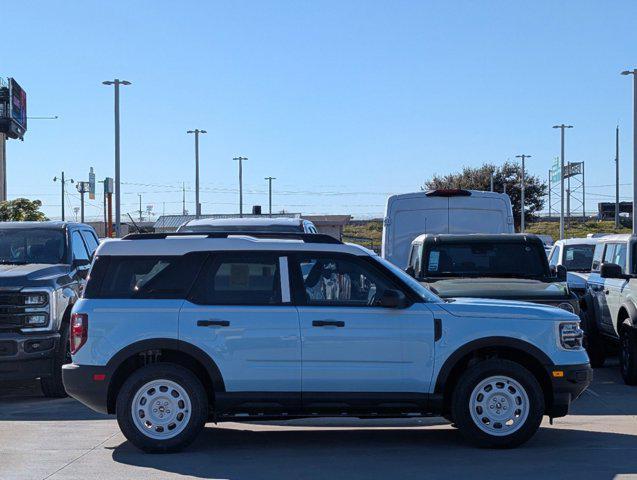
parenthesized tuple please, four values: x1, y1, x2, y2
(405, 266, 416, 278)
(378, 289, 409, 308)
(600, 262, 627, 280)
(556, 264, 567, 282)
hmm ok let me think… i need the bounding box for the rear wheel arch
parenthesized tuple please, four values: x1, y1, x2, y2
(617, 302, 637, 333)
(435, 337, 553, 415)
(105, 339, 224, 414)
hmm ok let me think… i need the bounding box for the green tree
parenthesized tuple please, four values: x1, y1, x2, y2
(424, 162, 547, 229)
(0, 198, 48, 222)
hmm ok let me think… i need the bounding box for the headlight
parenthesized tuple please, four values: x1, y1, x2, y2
(559, 322, 584, 350)
(24, 313, 48, 327)
(557, 302, 575, 313)
(24, 293, 48, 306)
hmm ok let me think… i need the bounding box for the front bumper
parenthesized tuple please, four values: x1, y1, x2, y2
(546, 363, 593, 418)
(62, 363, 111, 414)
(0, 331, 60, 381)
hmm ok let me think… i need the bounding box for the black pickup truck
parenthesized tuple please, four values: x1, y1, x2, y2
(406, 233, 580, 315)
(0, 221, 99, 396)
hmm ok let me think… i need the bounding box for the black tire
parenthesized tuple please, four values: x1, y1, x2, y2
(619, 324, 637, 385)
(580, 308, 606, 368)
(40, 322, 70, 398)
(451, 359, 544, 448)
(116, 363, 208, 453)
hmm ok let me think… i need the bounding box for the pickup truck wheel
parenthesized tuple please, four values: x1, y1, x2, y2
(451, 359, 544, 448)
(619, 326, 637, 385)
(581, 309, 606, 368)
(40, 322, 70, 398)
(116, 363, 208, 453)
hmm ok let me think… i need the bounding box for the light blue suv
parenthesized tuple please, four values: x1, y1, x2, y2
(63, 232, 591, 452)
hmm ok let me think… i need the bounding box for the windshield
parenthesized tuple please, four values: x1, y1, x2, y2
(375, 255, 442, 303)
(422, 242, 548, 279)
(179, 224, 303, 233)
(0, 229, 66, 265)
(563, 244, 596, 271)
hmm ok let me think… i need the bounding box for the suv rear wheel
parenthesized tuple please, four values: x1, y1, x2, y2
(619, 325, 637, 385)
(116, 363, 208, 452)
(451, 359, 544, 448)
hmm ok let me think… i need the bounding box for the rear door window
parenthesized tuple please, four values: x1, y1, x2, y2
(191, 253, 282, 305)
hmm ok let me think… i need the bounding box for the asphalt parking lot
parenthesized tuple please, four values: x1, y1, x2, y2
(1, 361, 636, 480)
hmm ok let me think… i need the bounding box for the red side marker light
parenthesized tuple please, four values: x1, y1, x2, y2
(93, 374, 106, 381)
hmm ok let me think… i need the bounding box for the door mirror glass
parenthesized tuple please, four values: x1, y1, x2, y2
(378, 289, 408, 308)
(556, 264, 567, 281)
(600, 262, 626, 279)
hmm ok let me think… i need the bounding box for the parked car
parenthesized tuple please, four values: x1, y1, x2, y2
(63, 231, 590, 452)
(406, 233, 579, 314)
(580, 234, 637, 384)
(177, 217, 318, 234)
(547, 238, 597, 297)
(382, 189, 514, 268)
(0, 221, 99, 396)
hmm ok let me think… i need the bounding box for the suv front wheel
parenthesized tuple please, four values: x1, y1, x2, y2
(116, 363, 208, 452)
(451, 359, 544, 448)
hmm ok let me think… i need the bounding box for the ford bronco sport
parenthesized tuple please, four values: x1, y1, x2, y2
(63, 232, 591, 452)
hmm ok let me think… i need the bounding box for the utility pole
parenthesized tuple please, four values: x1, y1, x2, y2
(138, 194, 143, 222)
(582, 162, 586, 220)
(187, 129, 206, 218)
(515, 154, 531, 232)
(553, 124, 573, 239)
(233, 157, 248, 217)
(489, 171, 494, 192)
(616, 125, 620, 229)
(0, 133, 6, 201)
(76, 181, 89, 223)
(182, 182, 186, 215)
(265, 176, 276, 216)
(548, 170, 552, 219)
(53, 172, 74, 221)
(621, 69, 637, 233)
(102, 78, 131, 237)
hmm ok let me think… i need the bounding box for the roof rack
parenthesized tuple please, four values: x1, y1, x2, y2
(122, 231, 343, 244)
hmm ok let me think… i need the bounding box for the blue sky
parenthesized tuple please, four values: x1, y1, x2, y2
(3, 0, 637, 220)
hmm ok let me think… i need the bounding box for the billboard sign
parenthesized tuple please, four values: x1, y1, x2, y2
(550, 158, 561, 183)
(88, 167, 96, 200)
(8, 78, 26, 133)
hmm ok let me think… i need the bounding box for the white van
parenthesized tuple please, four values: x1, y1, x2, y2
(382, 189, 514, 267)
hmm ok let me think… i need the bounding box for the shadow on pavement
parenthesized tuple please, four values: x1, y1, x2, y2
(0, 380, 110, 421)
(111, 425, 637, 480)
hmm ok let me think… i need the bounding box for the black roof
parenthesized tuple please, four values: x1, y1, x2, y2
(0, 221, 90, 230)
(422, 233, 544, 245)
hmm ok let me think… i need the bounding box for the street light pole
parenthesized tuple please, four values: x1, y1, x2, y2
(187, 129, 207, 218)
(616, 125, 620, 229)
(621, 69, 637, 234)
(515, 154, 531, 232)
(233, 157, 248, 217)
(553, 124, 573, 239)
(102, 79, 131, 237)
(265, 176, 276, 216)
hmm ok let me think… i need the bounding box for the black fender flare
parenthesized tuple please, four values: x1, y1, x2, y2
(106, 338, 226, 392)
(434, 336, 554, 394)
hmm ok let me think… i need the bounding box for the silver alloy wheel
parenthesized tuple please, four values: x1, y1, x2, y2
(469, 375, 529, 436)
(131, 379, 192, 440)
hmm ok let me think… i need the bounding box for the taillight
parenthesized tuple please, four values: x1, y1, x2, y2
(70, 313, 88, 355)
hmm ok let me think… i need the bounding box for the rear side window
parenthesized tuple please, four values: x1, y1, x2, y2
(190, 253, 282, 305)
(71, 231, 90, 261)
(85, 253, 205, 299)
(80, 230, 99, 256)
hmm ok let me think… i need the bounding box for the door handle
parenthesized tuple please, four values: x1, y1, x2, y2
(605, 290, 610, 295)
(197, 320, 230, 327)
(312, 320, 345, 327)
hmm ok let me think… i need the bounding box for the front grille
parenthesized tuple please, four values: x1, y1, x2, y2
(0, 292, 48, 331)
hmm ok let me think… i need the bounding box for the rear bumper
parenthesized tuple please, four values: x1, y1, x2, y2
(0, 331, 60, 381)
(62, 363, 110, 414)
(547, 363, 593, 418)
